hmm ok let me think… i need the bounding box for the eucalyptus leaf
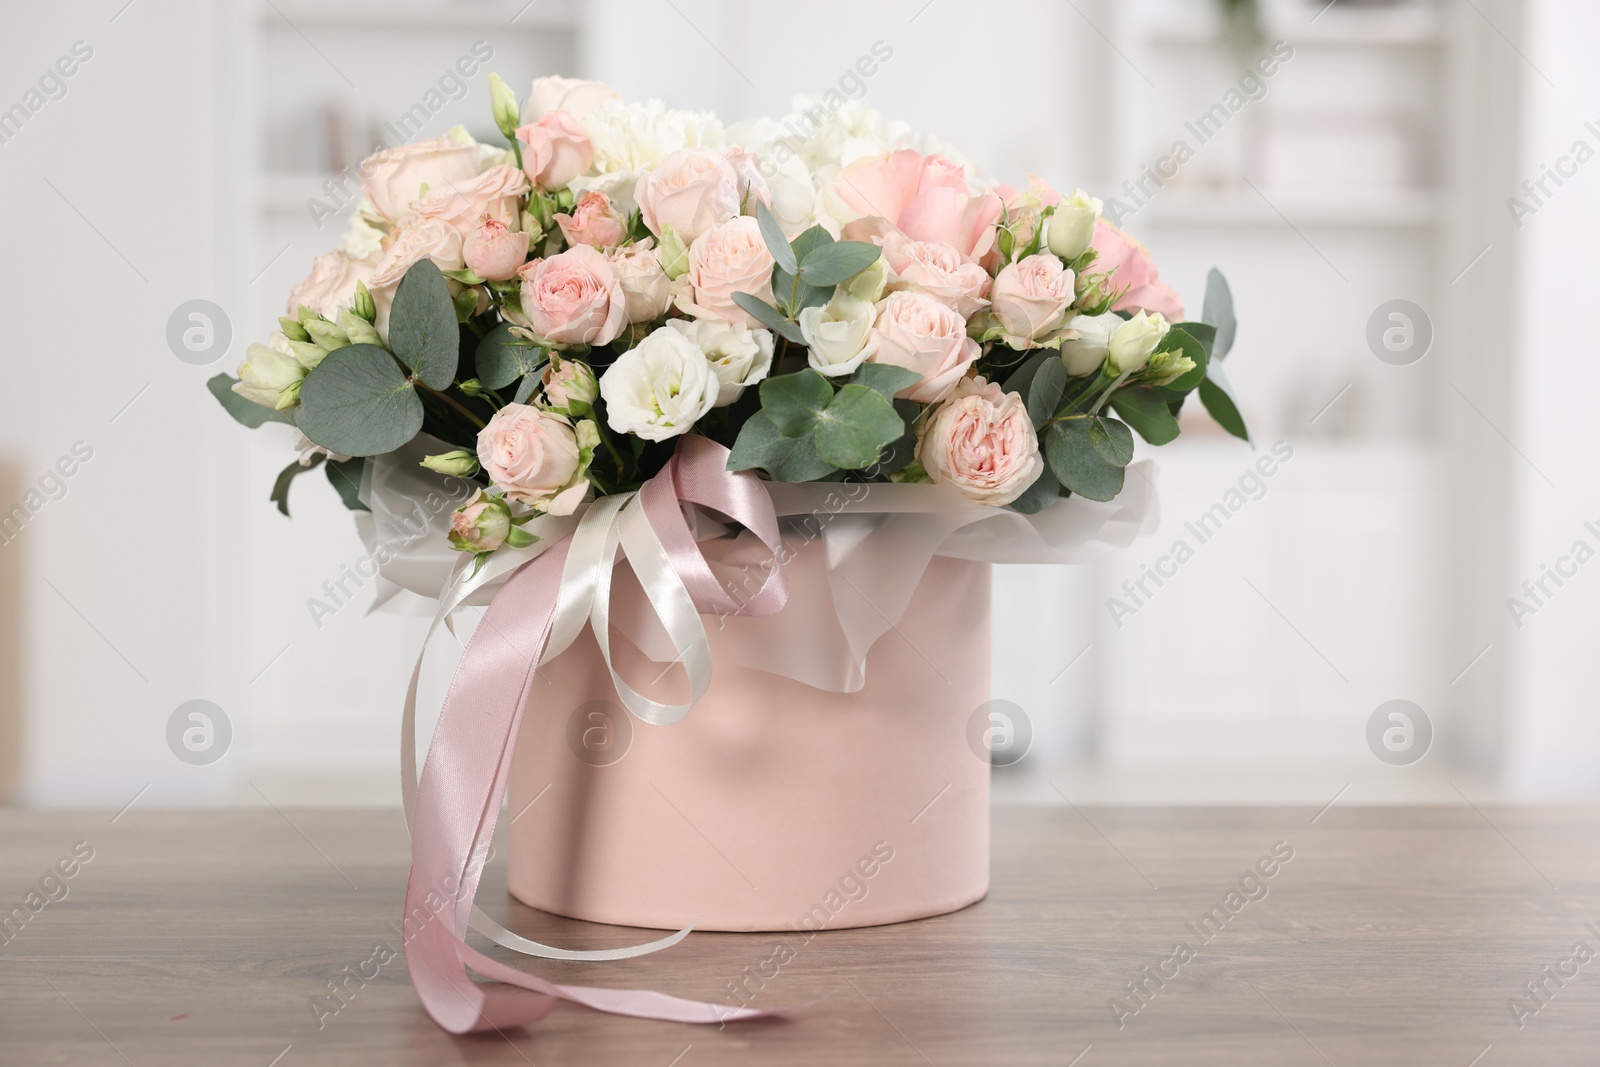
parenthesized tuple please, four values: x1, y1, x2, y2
(1046, 419, 1125, 502)
(814, 384, 905, 470)
(270, 455, 322, 517)
(728, 412, 839, 481)
(475, 322, 545, 389)
(512, 372, 539, 405)
(1176, 321, 1217, 357)
(388, 259, 459, 389)
(207, 373, 293, 428)
(1088, 416, 1135, 467)
(295, 343, 425, 457)
(1008, 462, 1063, 514)
(732, 291, 805, 344)
(1028, 355, 1067, 429)
(1001, 350, 1051, 397)
(324, 456, 371, 512)
(1201, 361, 1250, 442)
(758, 369, 834, 436)
(849, 363, 922, 402)
(1201, 268, 1236, 360)
(1110, 388, 1181, 446)
(798, 241, 881, 287)
(789, 225, 835, 261)
(770, 262, 830, 315)
(755, 200, 798, 275)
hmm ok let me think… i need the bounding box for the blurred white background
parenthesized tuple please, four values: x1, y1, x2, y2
(0, 0, 1592, 809)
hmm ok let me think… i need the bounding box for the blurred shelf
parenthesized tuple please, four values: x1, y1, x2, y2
(257, 0, 578, 31)
(1141, 186, 1442, 227)
(1146, 4, 1444, 46)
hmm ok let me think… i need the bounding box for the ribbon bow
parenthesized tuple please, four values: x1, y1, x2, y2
(401, 437, 788, 1034)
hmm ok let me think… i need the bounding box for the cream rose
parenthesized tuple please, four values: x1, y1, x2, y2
(666, 318, 774, 407)
(1058, 312, 1120, 376)
(232, 333, 307, 411)
(367, 217, 465, 298)
(475, 403, 590, 514)
(634, 147, 742, 244)
(526, 76, 618, 121)
(797, 293, 875, 377)
(1046, 188, 1103, 262)
(676, 216, 775, 328)
(918, 376, 1044, 507)
(598, 324, 720, 440)
(285, 249, 377, 320)
(860, 290, 981, 403)
(990, 254, 1075, 345)
(412, 164, 529, 237)
(880, 232, 991, 317)
(359, 133, 483, 225)
(518, 245, 627, 347)
(1108, 310, 1171, 374)
(608, 240, 672, 323)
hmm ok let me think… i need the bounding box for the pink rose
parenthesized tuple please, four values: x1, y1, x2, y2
(518, 244, 627, 346)
(990, 254, 1075, 343)
(526, 76, 618, 121)
(918, 376, 1044, 508)
(860, 290, 981, 404)
(475, 403, 589, 514)
(449, 490, 512, 553)
(463, 218, 531, 282)
(367, 217, 464, 296)
(723, 147, 773, 210)
(555, 190, 628, 249)
(517, 111, 594, 191)
(634, 147, 742, 244)
(285, 249, 376, 319)
(676, 216, 775, 328)
(413, 164, 529, 238)
(1090, 220, 1185, 321)
(834, 149, 1003, 260)
(358, 133, 483, 225)
(880, 232, 990, 317)
(609, 240, 672, 323)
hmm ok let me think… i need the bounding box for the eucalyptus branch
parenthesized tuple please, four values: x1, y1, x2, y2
(419, 381, 487, 429)
(1088, 369, 1135, 417)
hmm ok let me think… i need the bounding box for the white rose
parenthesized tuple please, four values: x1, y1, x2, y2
(1059, 313, 1121, 376)
(525, 76, 618, 121)
(1108, 310, 1171, 374)
(1046, 188, 1103, 262)
(762, 152, 822, 235)
(598, 324, 721, 441)
(667, 318, 774, 407)
(797, 293, 875, 377)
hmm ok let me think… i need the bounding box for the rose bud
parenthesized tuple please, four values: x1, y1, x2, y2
(1046, 189, 1103, 262)
(463, 217, 532, 282)
(448, 490, 512, 554)
(1108, 310, 1172, 375)
(420, 450, 480, 477)
(541, 355, 599, 416)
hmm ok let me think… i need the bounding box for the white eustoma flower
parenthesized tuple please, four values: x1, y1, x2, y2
(1059, 312, 1122, 376)
(667, 319, 775, 407)
(1108, 311, 1172, 375)
(797, 293, 875, 377)
(598, 324, 721, 441)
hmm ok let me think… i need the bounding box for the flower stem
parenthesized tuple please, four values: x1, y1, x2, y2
(419, 381, 487, 430)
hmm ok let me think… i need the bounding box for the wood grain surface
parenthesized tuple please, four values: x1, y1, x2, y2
(1, 804, 1597, 1065)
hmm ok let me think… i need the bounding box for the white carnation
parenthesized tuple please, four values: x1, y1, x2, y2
(582, 99, 726, 175)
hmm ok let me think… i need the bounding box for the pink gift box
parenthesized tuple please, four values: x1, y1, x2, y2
(506, 534, 992, 933)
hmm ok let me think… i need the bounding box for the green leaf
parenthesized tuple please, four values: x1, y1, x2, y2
(814, 384, 905, 470)
(758, 369, 834, 436)
(755, 200, 798, 275)
(1000, 350, 1051, 398)
(732, 291, 805, 344)
(1201, 361, 1250, 442)
(873, 398, 921, 476)
(770, 261, 830, 316)
(207, 373, 294, 427)
(1045, 419, 1125, 502)
(727, 412, 839, 481)
(798, 241, 880, 287)
(512, 372, 539, 405)
(789, 225, 835, 261)
(1027, 355, 1067, 430)
(324, 456, 371, 512)
(1201, 268, 1235, 360)
(295, 344, 425, 457)
(1009, 462, 1063, 514)
(269, 455, 321, 517)
(388, 259, 459, 389)
(1175, 321, 1217, 357)
(1110, 388, 1181, 446)
(1088, 416, 1135, 467)
(849, 363, 922, 402)
(475, 322, 545, 389)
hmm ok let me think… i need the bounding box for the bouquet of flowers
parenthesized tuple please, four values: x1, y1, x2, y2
(209, 74, 1247, 556)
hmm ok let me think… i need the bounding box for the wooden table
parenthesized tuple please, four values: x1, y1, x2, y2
(2, 805, 1597, 1065)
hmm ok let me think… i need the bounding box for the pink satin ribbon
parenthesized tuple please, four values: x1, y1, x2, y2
(402, 436, 786, 1034)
